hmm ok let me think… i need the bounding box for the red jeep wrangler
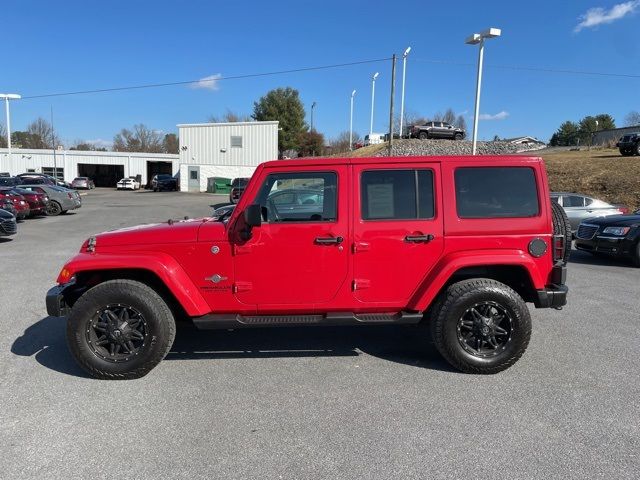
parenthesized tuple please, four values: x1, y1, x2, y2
(47, 156, 570, 379)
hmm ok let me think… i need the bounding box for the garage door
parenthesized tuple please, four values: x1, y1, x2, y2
(77, 164, 124, 188)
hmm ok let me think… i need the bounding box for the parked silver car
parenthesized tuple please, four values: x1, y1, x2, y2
(551, 192, 623, 233)
(19, 184, 82, 216)
(71, 177, 95, 189)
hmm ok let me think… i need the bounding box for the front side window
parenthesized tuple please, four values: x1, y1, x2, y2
(455, 167, 539, 218)
(255, 172, 337, 222)
(361, 169, 434, 220)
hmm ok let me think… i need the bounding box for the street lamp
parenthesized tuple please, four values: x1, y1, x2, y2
(0, 93, 21, 171)
(311, 101, 317, 131)
(399, 46, 411, 138)
(349, 90, 356, 151)
(465, 28, 501, 155)
(370, 72, 379, 136)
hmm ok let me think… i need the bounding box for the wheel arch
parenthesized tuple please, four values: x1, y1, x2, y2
(409, 251, 544, 312)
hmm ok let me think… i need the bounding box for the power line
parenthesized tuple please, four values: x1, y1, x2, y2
(20, 57, 392, 100)
(414, 58, 640, 79)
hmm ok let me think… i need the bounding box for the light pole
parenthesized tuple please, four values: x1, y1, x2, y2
(349, 90, 356, 151)
(0, 93, 21, 172)
(310, 101, 317, 131)
(465, 28, 501, 155)
(399, 46, 411, 138)
(370, 72, 379, 136)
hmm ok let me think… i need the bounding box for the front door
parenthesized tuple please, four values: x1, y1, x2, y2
(233, 167, 349, 311)
(352, 164, 444, 307)
(188, 166, 200, 192)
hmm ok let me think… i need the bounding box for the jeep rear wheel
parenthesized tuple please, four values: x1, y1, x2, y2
(66, 279, 176, 379)
(551, 201, 571, 265)
(430, 279, 531, 374)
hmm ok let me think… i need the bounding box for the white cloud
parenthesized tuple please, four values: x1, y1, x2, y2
(85, 138, 112, 148)
(574, 1, 640, 32)
(191, 73, 222, 90)
(478, 111, 509, 121)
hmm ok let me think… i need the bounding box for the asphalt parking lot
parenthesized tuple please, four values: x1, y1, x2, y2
(1, 189, 639, 479)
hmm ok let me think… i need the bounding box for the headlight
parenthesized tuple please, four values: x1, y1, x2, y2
(602, 226, 630, 236)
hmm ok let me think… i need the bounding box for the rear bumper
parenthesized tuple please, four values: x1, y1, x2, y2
(533, 264, 567, 309)
(46, 284, 71, 317)
(534, 284, 568, 309)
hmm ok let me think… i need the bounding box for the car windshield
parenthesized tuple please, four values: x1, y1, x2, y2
(74, 177, 87, 181)
(157, 175, 172, 180)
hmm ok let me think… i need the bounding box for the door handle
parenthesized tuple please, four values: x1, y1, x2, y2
(405, 234, 434, 243)
(315, 236, 344, 245)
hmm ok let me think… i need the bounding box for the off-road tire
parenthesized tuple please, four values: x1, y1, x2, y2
(430, 278, 532, 374)
(454, 133, 463, 140)
(419, 131, 429, 140)
(551, 201, 571, 265)
(66, 279, 176, 380)
(46, 201, 62, 216)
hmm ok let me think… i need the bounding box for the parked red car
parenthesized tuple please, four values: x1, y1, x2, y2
(11, 187, 49, 217)
(0, 188, 30, 220)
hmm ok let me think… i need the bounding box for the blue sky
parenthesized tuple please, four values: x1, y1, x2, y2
(2, 0, 640, 146)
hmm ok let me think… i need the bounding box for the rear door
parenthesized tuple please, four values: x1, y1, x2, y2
(352, 163, 444, 307)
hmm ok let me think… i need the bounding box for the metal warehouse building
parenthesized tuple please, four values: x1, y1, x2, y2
(0, 148, 179, 187)
(178, 121, 278, 192)
(1, 120, 278, 191)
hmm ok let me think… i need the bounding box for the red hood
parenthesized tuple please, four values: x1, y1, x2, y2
(96, 218, 214, 247)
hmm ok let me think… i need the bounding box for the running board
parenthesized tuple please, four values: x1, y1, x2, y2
(193, 311, 423, 330)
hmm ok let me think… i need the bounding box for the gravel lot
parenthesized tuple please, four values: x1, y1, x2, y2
(1, 189, 639, 479)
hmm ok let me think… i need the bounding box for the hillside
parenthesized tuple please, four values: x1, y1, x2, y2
(337, 141, 639, 210)
(539, 148, 640, 210)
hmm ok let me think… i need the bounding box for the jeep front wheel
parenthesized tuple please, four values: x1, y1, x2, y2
(66, 279, 176, 379)
(430, 279, 531, 374)
(419, 131, 429, 140)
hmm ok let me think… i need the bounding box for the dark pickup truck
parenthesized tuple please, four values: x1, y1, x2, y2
(616, 132, 640, 156)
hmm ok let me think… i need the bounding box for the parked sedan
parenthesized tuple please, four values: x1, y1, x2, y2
(151, 174, 178, 191)
(116, 177, 140, 190)
(575, 211, 640, 266)
(551, 192, 624, 233)
(19, 185, 81, 216)
(0, 208, 17, 237)
(10, 187, 49, 217)
(72, 177, 95, 189)
(1, 198, 17, 217)
(0, 188, 30, 220)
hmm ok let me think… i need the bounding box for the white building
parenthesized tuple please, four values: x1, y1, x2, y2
(0, 148, 179, 187)
(0, 120, 278, 191)
(178, 121, 278, 192)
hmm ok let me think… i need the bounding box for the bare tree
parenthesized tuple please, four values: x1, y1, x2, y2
(163, 133, 179, 154)
(442, 108, 456, 125)
(625, 111, 640, 126)
(455, 115, 467, 131)
(0, 123, 6, 148)
(208, 109, 251, 123)
(113, 124, 164, 153)
(330, 130, 362, 153)
(26, 117, 60, 149)
(69, 140, 107, 151)
(394, 110, 428, 134)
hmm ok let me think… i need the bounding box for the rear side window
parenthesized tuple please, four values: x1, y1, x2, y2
(455, 167, 539, 218)
(564, 195, 585, 207)
(361, 169, 434, 220)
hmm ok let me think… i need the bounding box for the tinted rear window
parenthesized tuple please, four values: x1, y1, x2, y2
(361, 169, 434, 220)
(455, 167, 539, 218)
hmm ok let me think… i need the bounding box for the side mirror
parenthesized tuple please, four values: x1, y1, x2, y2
(244, 204, 262, 227)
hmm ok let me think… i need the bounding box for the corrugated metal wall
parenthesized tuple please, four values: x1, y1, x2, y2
(0, 149, 179, 184)
(178, 121, 278, 168)
(592, 126, 640, 146)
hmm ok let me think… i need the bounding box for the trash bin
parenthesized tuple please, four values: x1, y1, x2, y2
(207, 177, 231, 194)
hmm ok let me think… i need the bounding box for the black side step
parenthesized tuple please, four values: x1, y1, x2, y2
(193, 311, 423, 330)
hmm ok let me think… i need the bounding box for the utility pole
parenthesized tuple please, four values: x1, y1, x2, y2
(311, 101, 316, 131)
(388, 54, 396, 156)
(349, 90, 356, 151)
(51, 106, 57, 180)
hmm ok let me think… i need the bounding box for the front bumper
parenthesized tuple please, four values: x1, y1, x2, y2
(46, 284, 72, 317)
(575, 235, 633, 257)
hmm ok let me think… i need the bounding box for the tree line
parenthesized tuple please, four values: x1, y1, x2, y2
(549, 111, 640, 146)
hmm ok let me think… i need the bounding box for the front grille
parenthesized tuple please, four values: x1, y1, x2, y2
(0, 218, 17, 235)
(576, 223, 599, 240)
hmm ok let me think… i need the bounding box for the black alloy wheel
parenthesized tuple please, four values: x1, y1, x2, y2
(456, 301, 513, 358)
(86, 304, 148, 362)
